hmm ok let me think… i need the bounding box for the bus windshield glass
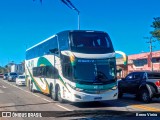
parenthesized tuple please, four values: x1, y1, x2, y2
(73, 58, 116, 83)
(70, 31, 114, 54)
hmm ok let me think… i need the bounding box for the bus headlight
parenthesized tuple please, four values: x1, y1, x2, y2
(111, 85, 118, 90)
(74, 94, 82, 99)
(68, 84, 84, 92)
(75, 88, 84, 92)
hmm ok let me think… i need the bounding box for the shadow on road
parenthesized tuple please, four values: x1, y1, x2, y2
(0, 101, 56, 108)
(67, 94, 160, 109)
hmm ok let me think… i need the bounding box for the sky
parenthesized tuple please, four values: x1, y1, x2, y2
(0, 0, 160, 66)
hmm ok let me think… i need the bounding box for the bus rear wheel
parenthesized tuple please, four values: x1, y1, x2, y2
(50, 85, 57, 101)
(29, 81, 35, 93)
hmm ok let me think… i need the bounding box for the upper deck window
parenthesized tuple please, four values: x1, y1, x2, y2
(70, 31, 114, 54)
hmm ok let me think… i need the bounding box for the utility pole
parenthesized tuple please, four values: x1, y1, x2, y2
(144, 37, 156, 71)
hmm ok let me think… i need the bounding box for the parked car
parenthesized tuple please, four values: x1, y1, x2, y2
(0, 73, 3, 78)
(16, 75, 26, 86)
(3, 73, 8, 80)
(8, 72, 18, 82)
(118, 71, 160, 103)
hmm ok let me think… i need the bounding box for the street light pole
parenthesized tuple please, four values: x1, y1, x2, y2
(61, 0, 80, 30)
(70, 4, 80, 30)
(145, 36, 156, 71)
(78, 11, 80, 30)
(149, 37, 153, 71)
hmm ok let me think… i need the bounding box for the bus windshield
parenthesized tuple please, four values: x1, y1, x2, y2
(70, 31, 114, 54)
(73, 58, 116, 83)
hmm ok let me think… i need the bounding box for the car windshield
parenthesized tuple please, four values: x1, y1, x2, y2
(10, 73, 17, 75)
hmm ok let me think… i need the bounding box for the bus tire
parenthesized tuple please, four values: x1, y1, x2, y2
(28, 81, 31, 91)
(50, 85, 58, 101)
(57, 85, 64, 103)
(29, 81, 35, 93)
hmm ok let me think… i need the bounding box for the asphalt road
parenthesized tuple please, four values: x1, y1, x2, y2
(0, 78, 160, 120)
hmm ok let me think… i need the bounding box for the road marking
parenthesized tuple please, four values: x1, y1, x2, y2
(0, 85, 6, 88)
(56, 104, 72, 111)
(2, 80, 72, 111)
(131, 104, 160, 111)
(42, 98, 52, 102)
(0, 89, 4, 93)
(2, 85, 6, 88)
(118, 99, 160, 111)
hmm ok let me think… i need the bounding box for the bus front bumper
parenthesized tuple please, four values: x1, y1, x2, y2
(69, 89, 118, 102)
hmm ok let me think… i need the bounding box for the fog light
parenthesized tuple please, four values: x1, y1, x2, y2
(74, 94, 81, 99)
(75, 88, 84, 92)
(113, 93, 118, 97)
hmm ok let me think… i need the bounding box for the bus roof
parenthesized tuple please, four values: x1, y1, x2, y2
(26, 30, 107, 51)
(26, 34, 56, 51)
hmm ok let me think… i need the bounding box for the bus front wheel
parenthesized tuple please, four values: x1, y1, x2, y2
(57, 86, 64, 103)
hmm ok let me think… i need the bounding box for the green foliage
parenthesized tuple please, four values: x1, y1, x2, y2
(0, 66, 7, 74)
(0, 66, 3, 73)
(150, 17, 160, 40)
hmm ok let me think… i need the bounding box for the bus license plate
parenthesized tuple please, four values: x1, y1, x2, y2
(94, 97, 102, 100)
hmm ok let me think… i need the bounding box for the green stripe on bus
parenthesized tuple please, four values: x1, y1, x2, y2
(37, 57, 52, 66)
(27, 67, 41, 91)
(76, 82, 116, 90)
(59, 76, 71, 93)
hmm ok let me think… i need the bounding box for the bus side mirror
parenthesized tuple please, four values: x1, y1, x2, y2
(49, 48, 59, 54)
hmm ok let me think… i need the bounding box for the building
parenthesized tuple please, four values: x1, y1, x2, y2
(10, 63, 24, 75)
(116, 51, 160, 78)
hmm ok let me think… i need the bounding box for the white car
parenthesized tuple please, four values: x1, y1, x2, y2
(16, 75, 26, 86)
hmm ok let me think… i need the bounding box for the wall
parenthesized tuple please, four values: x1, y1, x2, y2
(116, 51, 160, 78)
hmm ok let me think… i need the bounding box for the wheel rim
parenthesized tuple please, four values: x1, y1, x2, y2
(51, 89, 54, 97)
(51, 87, 55, 99)
(30, 82, 33, 91)
(58, 87, 61, 101)
(142, 92, 148, 101)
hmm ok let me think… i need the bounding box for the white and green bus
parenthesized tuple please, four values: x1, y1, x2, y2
(25, 30, 118, 102)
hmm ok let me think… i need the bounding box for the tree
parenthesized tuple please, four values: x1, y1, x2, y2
(0, 66, 3, 73)
(0, 66, 8, 73)
(150, 17, 160, 40)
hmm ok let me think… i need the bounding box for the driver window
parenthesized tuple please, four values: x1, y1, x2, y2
(133, 73, 141, 79)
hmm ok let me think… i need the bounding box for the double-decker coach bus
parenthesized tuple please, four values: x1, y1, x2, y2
(25, 30, 118, 102)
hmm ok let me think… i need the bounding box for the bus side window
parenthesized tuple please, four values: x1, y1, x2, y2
(58, 32, 69, 50)
(46, 66, 59, 79)
(63, 64, 72, 78)
(61, 55, 73, 80)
